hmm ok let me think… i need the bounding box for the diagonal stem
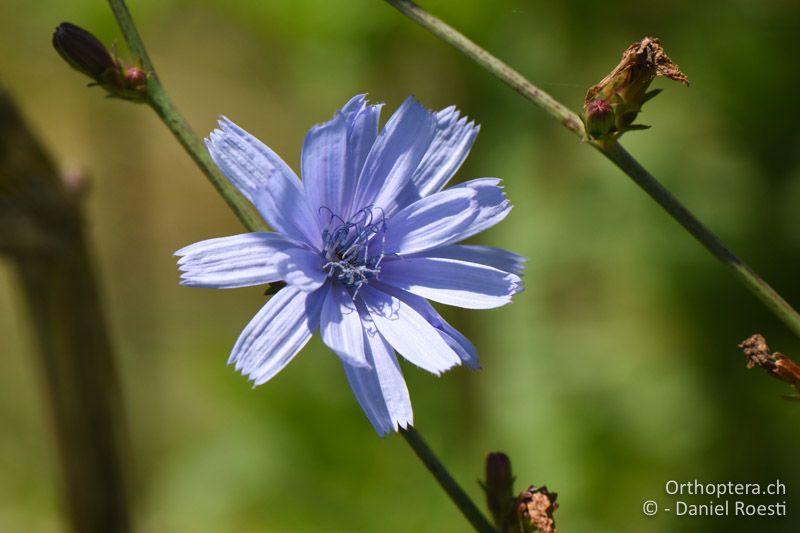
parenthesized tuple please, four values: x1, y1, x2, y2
(383, 0, 584, 137)
(600, 142, 800, 335)
(108, 0, 268, 233)
(401, 427, 494, 532)
(106, 1, 493, 530)
(383, 0, 800, 339)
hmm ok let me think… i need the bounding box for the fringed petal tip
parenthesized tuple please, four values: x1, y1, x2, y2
(511, 277, 526, 296)
(389, 419, 413, 436)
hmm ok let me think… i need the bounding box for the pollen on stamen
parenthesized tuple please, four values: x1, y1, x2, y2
(320, 206, 386, 296)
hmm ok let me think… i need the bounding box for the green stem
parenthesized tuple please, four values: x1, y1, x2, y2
(600, 142, 800, 336)
(383, 0, 800, 339)
(401, 428, 494, 533)
(106, 1, 493, 530)
(383, 0, 584, 137)
(107, 0, 268, 233)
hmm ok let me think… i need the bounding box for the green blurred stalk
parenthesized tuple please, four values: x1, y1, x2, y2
(383, 0, 800, 339)
(0, 86, 131, 532)
(106, 1, 493, 531)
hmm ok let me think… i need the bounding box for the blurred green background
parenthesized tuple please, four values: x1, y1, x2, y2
(2, 0, 800, 531)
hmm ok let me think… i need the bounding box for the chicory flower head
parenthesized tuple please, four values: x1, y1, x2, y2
(176, 95, 525, 435)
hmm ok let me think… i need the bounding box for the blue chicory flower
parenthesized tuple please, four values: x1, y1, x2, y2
(176, 95, 525, 435)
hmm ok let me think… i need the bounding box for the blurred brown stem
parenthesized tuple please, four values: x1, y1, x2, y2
(0, 86, 132, 532)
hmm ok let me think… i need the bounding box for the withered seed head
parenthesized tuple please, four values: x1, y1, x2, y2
(518, 485, 558, 533)
(738, 334, 800, 395)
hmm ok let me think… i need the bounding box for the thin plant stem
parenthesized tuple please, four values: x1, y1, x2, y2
(401, 428, 494, 533)
(107, 0, 268, 233)
(383, 0, 584, 137)
(105, 1, 492, 530)
(601, 142, 800, 335)
(383, 0, 800, 339)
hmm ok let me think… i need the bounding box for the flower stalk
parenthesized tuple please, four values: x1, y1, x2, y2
(382, 0, 800, 340)
(106, 0, 268, 233)
(401, 427, 494, 533)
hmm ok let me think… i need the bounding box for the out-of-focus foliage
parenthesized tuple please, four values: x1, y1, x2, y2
(1, 1, 799, 531)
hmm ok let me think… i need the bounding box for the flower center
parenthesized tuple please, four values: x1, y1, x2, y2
(320, 206, 386, 294)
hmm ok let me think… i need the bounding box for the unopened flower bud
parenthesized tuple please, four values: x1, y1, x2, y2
(52, 22, 149, 103)
(584, 99, 615, 139)
(483, 452, 516, 530)
(124, 66, 148, 93)
(52, 22, 117, 81)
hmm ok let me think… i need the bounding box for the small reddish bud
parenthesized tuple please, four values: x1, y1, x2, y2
(584, 99, 615, 139)
(123, 66, 148, 94)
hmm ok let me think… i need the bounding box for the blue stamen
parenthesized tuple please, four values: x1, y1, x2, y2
(320, 206, 386, 296)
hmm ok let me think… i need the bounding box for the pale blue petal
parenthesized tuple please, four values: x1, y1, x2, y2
(392, 106, 480, 213)
(378, 257, 522, 309)
(414, 106, 479, 195)
(383, 187, 478, 255)
(408, 244, 526, 276)
(359, 286, 461, 375)
(274, 248, 327, 292)
(320, 282, 368, 368)
(175, 232, 298, 288)
(343, 326, 413, 436)
(450, 178, 512, 239)
(207, 117, 321, 248)
(376, 283, 480, 368)
(229, 286, 324, 386)
(353, 97, 435, 213)
(341, 95, 382, 220)
(302, 111, 349, 226)
(302, 95, 384, 224)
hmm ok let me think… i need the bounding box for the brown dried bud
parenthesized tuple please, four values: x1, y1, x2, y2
(739, 334, 800, 395)
(583, 36, 688, 140)
(518, 485, 558, 533)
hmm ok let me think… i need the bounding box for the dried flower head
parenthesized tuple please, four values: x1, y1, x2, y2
(739, 334, 800, 396)
(518, 485, 558, 533)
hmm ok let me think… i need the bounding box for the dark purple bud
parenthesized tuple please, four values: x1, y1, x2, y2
(486, 452, 513, 491)
(483, 452, 516, 530)
(52, 23, 117, 81)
